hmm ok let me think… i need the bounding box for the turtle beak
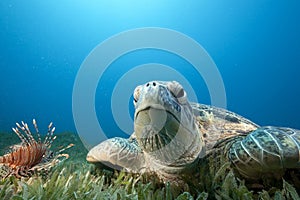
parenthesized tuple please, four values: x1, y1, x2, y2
(86, 153, 99, 163)
(86, 145, 103, 163)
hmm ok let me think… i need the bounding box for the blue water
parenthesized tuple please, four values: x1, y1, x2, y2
(0, 1, 299, 139)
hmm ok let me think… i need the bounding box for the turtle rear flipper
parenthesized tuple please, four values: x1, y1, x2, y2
(86, 137, 145, 172)
(229, 126, 300, 179)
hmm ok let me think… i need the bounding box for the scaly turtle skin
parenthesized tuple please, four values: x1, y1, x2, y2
(87, 81, 300, 185)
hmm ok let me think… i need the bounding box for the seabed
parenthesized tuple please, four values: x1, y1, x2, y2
(0, 132, 299, 200)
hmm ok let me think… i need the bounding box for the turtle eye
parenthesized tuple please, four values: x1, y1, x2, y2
(176, 88, 187, 104)
(167, 81, 187, 104)
(133, 85, 141, 106)
(175, 88, 185, 99)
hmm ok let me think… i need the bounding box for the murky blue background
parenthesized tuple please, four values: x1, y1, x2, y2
(0, 1, 299, 137)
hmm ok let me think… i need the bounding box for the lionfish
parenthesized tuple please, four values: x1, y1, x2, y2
(0, 119, 72, 178)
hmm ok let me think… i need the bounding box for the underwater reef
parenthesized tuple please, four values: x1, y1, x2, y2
(0, 131, 299, 200)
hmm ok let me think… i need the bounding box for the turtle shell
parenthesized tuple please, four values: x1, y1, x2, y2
(191, 103, 259, 153)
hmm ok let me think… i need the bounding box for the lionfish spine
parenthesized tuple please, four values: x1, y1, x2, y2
(46, 135, 56, 147)
(43, 122, 54, 145)
(12, 127, 29, 145)
(33, 119, 42, 143)
(23, 122, 36, 144)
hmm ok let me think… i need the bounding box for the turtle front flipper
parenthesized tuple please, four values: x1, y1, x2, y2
(229, 126, 300, 180)
(87, 137, 145, 173)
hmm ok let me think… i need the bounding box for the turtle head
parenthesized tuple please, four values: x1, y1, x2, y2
(133, 81, 204, 167)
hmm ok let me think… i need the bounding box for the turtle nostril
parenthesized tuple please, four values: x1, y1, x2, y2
(146, 82, 157, 87)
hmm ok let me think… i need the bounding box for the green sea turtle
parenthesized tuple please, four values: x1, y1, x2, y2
(87, 81, 300, 188)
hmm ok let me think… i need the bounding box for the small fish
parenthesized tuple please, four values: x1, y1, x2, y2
(0, 119, 72, 178)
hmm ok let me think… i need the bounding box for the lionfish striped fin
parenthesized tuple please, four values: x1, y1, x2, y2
(12, 126, 30, 145)
(33, 119, 42, 143)
(43, 122, 54, 144)
(56, 143, 74, 154)
(46, 135, 57, 148)
(22, 122, 36, 145)
(45, 127, 56, 147)
(15, 122, 35, 145)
